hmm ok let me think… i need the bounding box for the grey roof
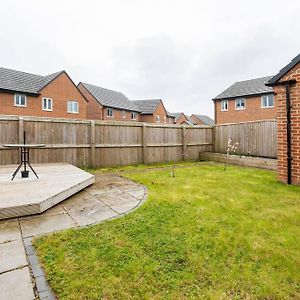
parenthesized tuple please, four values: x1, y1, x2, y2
(131, 99, 162, 114)
(172, 112, 184, 122)
(80, 82, 141, 112)
(213, 76, 274, 100)
(0, 67, 63, 95)
(268, 53, 300, 85)
(192, 114, 214, 125)
(166, 111, 175, 118)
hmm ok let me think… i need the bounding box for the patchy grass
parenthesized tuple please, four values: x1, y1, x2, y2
(34, 164, 300, 299)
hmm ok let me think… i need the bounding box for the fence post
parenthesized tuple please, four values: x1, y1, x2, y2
(182, 125, 187, 161)
(142, 123, 147, 165)
(90, 120, 96, 168)
(212, 126, 215, 153)
(18, 116, 24, 143)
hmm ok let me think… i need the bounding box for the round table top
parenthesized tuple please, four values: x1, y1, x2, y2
(3, 144, 46, 148)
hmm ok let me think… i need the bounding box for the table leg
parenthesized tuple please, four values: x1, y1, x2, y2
(27, 162, 39, 179)
(11, 163, 22, 181)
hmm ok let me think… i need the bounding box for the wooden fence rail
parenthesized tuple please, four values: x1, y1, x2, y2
(213, 120, 277, 158)
(0, 115, 213, 168)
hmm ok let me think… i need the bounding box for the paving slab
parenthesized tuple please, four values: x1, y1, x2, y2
(0, 267, 35, 300)
(0, 219, 22, 243)
(20, 213, 77, 237)
(0, 239, 27, 273)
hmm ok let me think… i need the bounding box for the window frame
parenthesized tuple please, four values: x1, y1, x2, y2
(42, 97, 53, 111)
(122, 110, 126, 118)
(131, 112, 137, 120)
(67, 101, 79, 114)
(156, 115, 160, 123)
(14, 94, 27, 107)
(221, 100, 228, 112)
(235, 98, 246, 110)
(107, 108, 113, 117)
(261, 94, 274, 108)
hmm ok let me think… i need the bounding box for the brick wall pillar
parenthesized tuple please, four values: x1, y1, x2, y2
(274, 69, 300, 185)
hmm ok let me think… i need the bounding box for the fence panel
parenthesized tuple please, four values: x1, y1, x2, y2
(214, 120, 277, 158)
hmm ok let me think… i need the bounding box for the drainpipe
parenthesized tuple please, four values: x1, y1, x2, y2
(285, 83, 292, 184)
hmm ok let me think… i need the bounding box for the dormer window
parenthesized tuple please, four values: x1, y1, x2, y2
(14, 94, 27, 107)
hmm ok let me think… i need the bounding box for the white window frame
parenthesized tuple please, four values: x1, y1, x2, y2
(156, 115, 160, 123)
(14, 94, 27, 107)
(107, 108, 113, 117)
(67, 101, 79, 114)
(131, 112, 137, 120)
(221, 100, 228, 111)
(122, 110, 126, 118)
(261, 94, 274, 108)
(42, 97, 53, 111)
(235, 98, 246, 110)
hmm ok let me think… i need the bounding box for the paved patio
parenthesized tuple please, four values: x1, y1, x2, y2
(0, 173, 147, 300)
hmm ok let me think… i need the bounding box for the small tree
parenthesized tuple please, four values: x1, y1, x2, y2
(224, 138, 239, 170)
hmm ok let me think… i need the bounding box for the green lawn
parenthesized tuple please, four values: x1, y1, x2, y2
(34, 163, 300, 299)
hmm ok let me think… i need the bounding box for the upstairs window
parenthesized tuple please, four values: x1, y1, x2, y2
(156, 115, 160, 123)
(235, 98, 246, 110)
(67, 101, 79, 113)
(221, 100, 228, 111)
(131, 112, 137, 120)
(14, 94, 27, 107)
(261, 94, 274, 108)
(122, 110, 126, 118)
(42, 98, 53, 111)
(107, 108, 113, 117)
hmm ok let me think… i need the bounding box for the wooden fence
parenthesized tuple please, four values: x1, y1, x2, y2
(0, 115, 213, 168)
(213, 120, 277, 158)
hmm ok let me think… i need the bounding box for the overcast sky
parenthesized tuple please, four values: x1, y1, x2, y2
(1, 0, 300, 118)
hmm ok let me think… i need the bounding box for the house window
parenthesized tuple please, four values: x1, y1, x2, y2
(122, 110, 126, 118)
(131, 112, 137, 120)
(14, 94, 27, 107)
(221, 100, 228, 111)
(156, 115, 160, 123)
(67, 101, 79, 113)
(42, 98, 53, 111)
(235, 98, 246, 110)
(107, 108, 113, 117)
(261, 94, 274, 108)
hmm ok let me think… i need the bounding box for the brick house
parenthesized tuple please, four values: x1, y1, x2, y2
(213, 76, 275, 124)
(78, 82, 141, 121)
(172, 113, 193, 125)
(0, 67, 87, 119)
(190, 114, 214, 125)
(132, 99, 174, 124)
(267, 53, 300, 185)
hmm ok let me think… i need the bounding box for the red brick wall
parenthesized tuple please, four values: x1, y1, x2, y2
(0, 72, 87, 119)
(214, 95, 276, 124)
(274, 63, 300, 185)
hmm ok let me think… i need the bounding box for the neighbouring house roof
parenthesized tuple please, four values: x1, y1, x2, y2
(0, 67, 64, 95)
(213, 76, 274, 100)
(172, 112, 193, 125)
(185, 115, 197, 125)
(267, 53, 300, 86)
(192, 114, 214, 125)
(131, 99, 162, 115)
(79, 82, 140, 112)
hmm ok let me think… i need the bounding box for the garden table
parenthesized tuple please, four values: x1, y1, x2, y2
(3, 143, 45, 180)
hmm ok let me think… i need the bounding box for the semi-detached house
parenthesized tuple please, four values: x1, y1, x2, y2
(0, 67, 87, 119)
(213, 76, 275, 124)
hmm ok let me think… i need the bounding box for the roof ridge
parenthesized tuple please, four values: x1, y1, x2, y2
(235, 75, 274, 84)
(81, 82, 125, 96)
